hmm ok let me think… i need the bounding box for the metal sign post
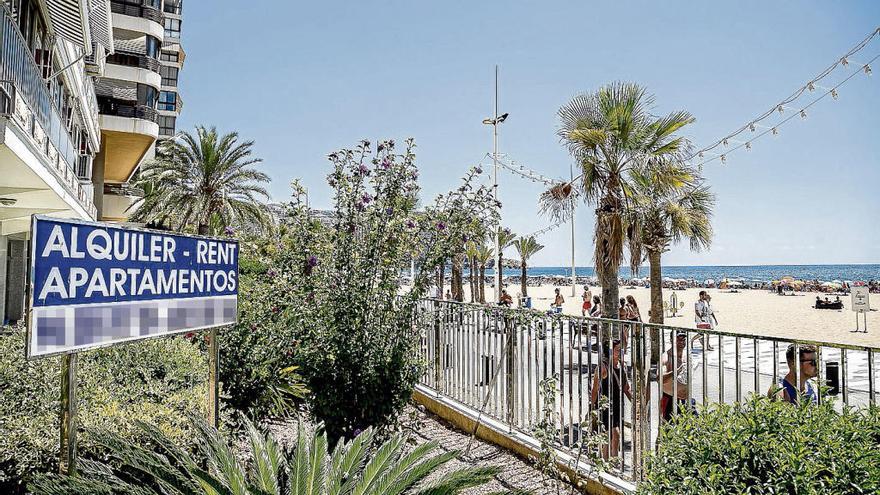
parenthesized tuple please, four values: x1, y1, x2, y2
(851, 286, 870, 333)
(59, 354, 77, 475)
(26, 216, 239, 475)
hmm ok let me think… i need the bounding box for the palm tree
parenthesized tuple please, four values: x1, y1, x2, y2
(628, 160, 714, 364)
(475, 244, 493, 303)
(630, 161, 714, 326)
(512, 236, 544, 298)
(465, 240, 480, 302)
(130, 126, 271, 235)
(492, 228, 517, 302)
(540, 82, 694, 322)
(30, 417, 516, 495)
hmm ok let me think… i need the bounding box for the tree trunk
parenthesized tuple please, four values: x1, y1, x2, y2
(451, 254, 463, 302)
(598, 257, 619, 343)
(438, 263, 446, 299)
(479, 265, 486, 303)
(470, 255, 477, 302)
(520, 261, 528, 298)
(648, 249, 663, 368)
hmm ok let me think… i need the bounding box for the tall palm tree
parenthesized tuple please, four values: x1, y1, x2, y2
(512, 236, 544, 298)
(540, 82, 694, 322)
(475, 244, 493, 303)
(630, 161, 714, 326)
(465, 240, 480, 302)
(130, 126, 271, 235)
(493, 228, 517, 302)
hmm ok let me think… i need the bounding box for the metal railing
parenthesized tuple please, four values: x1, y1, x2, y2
(0, 6, 78, 170)
(98, 101, 159, 123)
(110, 1, 164, 23)
(106, 51, 161, 72)
(412, 298, 879, 484)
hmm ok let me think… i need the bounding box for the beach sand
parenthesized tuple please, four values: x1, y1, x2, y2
(459, 283, 880, 348)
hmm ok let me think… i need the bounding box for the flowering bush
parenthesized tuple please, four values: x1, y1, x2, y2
(280, 139, 497, 441)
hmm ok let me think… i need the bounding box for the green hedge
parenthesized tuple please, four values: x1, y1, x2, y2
(0, 328, 208, 493)
(640, 395, 880, 494)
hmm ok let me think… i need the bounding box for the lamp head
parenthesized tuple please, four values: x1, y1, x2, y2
(482, 118, 494, 125)
(497, 113, 509, 123)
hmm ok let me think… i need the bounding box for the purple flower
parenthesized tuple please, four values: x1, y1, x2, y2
(475, 166, 483, 174)
(406, 220, 416, 229)
(386, 207, 394, 215)
(411, 171, 419, 179)
(361, 193, 372, 204)
(355, 201, 365, 211)
(328, 178, 337, 187)
(353, 428, 363, 437)
(358, 164, 370, 175)
(381, 158, 392, 170)
(267, 269, 277, 278)
(224, 226, 235, 236)
(437, 221, 446, 231)
(307, 255, 318, 267)
(462, 235, 469, 243)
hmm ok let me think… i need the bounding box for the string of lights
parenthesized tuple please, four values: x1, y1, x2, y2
(526, 221, 562, 238)
(487, 153, 557, 185)
(692, 26, 879, 167)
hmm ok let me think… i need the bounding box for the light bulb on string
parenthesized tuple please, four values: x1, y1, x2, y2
(720, 154, 726, 164)
(772, 127, 779, 136)
(745, 141, 752, 150)
(749, 123, 757, 132)
(864, 64, 872, 75)
(800, 109, 807, 119)
(722, 138, 729, 147)
(777, 104, 784, 114)
(841, 57, 849, 67)
(831, 88, 839, 100)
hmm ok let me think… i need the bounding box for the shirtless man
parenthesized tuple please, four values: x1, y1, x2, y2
(661, 331, 691, 421)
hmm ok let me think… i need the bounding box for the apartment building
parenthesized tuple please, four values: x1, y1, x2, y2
(0, 0, 111, 323)
(93, 0, 184, 222)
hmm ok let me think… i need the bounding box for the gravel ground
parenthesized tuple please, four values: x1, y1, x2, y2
(258, 404, 578, 495)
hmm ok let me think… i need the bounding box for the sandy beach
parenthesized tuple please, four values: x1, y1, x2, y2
(458, 283, 879, 348)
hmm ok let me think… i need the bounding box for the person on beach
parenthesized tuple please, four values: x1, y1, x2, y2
(768, 344, 818, 405)
(591, 339, 631, 459)
(661, 331, 692, 421)
(694, 291, 715, 350)
(625, 295, 642, 322)
(499, 288, 513, 307)
(581, 286, 593, 316)
(552, 287, 564, 311)
(589, 295, 602, 318)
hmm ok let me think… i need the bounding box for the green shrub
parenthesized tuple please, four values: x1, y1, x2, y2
(29, 415, 510, 495)
(216, 252, 304, 417)
(640, 395, 880, 494)
(0, 328, 208, 493)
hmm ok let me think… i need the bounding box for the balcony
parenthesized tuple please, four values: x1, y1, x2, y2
(98, 100, 159, 123)
(0, 7, 96, 219)
(111, 1, 163, 24)
(106, 51, 161, 73)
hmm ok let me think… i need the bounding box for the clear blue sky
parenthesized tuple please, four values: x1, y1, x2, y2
(178, 1, 880, 266)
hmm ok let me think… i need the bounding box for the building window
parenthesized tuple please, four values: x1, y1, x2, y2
(160, 65, 178, 86)
(158, 115, 176, 136)
(158, 91, 177, 111)
(164, 18, 181, 38)
(160, 51, 179, 62)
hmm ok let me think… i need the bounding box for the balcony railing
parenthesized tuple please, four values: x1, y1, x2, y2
(106, 51, 161, 72)
(99, 102, 159, 123)
(110, 1, 163, 24)
(104, 183, 144, 197)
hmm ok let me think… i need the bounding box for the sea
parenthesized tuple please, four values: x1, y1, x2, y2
(482, 264, 880, 283)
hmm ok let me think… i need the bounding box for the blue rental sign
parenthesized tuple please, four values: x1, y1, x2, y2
(27, 216, 239, 358)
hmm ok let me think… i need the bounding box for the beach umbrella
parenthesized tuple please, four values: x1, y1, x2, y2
(728, 280, 744, 287)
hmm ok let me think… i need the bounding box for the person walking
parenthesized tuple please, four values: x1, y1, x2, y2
(693, 291, 714, 350)
(582, 285, 593, 316)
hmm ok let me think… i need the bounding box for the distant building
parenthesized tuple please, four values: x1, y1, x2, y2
(93, 0, 185, 222)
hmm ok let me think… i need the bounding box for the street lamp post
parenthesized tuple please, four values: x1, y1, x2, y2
(483, 65, 508, 303)
(570, 161, 576, 297)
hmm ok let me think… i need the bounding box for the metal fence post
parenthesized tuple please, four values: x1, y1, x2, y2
(505, 313, 517, 430)
(207, 328, 220, 428)
(433, 300, 443, 391)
